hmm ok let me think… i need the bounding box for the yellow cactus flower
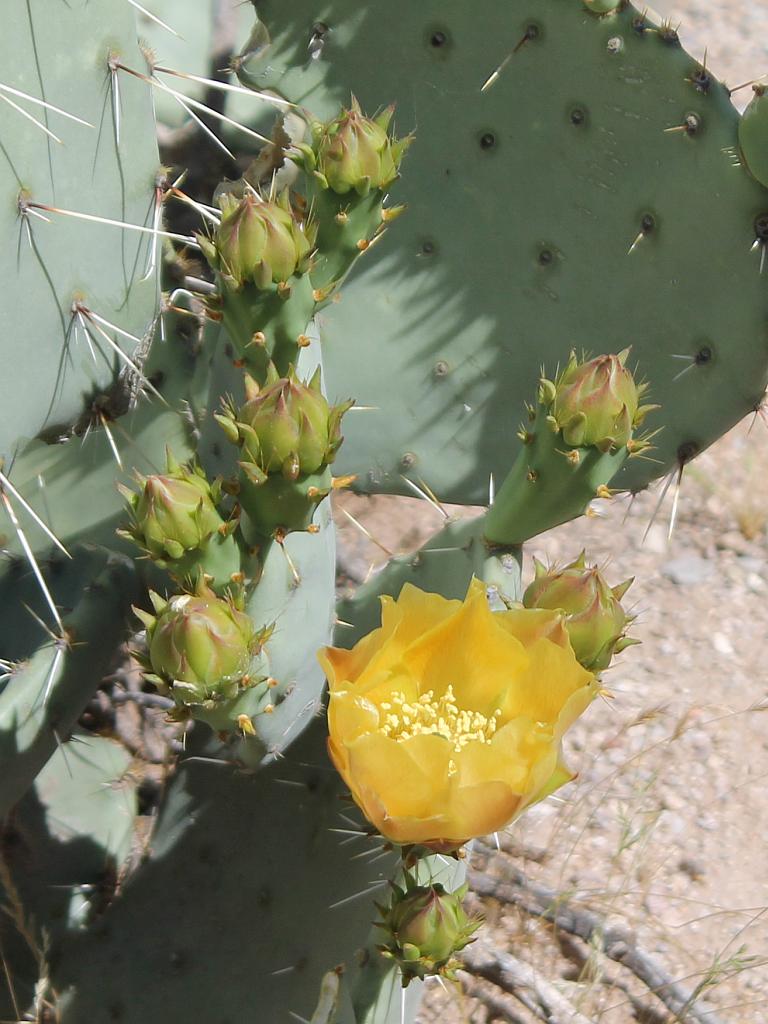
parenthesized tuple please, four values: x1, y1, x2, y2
(319, 579, 599, 850)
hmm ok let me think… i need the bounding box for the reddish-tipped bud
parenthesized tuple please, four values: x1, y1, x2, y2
(540, 349, 656, 451)
(119, 450, 225, 564)
(523, 553, 637, 672)
(307, 97, 412, 196)
(199, 190, 313, 290)
(216, 365, 352, 478)
(135, 579, 262, 708)
(378, 876, 481, 986)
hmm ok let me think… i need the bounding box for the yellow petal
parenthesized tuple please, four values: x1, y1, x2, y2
(345, 732, 446, 821)
(374, 810, 457, 846)
(383, 583, 461, 649)
(532, 746, 576, 803)
(320, 585, 460, 692)
(401, 582, 528, 709)
(356, 667, 420, 703)
(554, 680, 600, 739)
(497, 637, 592, 724)
(520, 737, 559, 801)
(319, 602, 399, 692)
(327, 690, 380, 747)
(454, 718, 538, 791)
(496, 605, 571, 649)
(446, 780, 522, 840)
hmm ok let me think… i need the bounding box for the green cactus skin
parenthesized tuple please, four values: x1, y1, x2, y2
(237, 0, 768, 507)
(583, 0, 623, 13)
(214, 271, 318, 379)
(49, 715, 402, 1023)
(739, 86, 768, 189)
(133, 0, 265, 132)
(0, 1, 160, 455)
(308, 189, 394, 305)
(0, 734, 137, 1019)
(0, 550, 138, 819)
(0, 306, 206, 597)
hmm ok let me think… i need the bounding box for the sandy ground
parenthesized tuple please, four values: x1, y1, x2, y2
(332, 7, 768, 1019)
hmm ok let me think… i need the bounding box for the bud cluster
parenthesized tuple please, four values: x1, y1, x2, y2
(217, 364, 350, 482)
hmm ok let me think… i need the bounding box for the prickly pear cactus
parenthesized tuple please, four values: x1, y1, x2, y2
(2, 2, 767, 1023)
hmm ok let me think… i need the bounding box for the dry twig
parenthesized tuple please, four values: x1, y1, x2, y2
(469, 842, 725, 1024)
(461, 939, 593, 1024)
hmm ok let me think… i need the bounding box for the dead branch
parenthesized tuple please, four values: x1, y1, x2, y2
(457, 969, 537, 1023)
(461, 939, 593, 1024)
(469, 842, 725, 1024)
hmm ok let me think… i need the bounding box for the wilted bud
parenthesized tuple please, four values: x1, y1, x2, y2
(523, 553, 637, 672)
(135, 580, 259, 707)
(379, 877, 481, 986)
(216, 364, 352, 481)
(309, 97, 412, 196)
(199, 190, 313, 290)
(541, 349, 655, 451)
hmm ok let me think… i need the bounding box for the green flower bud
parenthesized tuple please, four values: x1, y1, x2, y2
(541, 349, 656, 451)
(199, 189, 313, 290)
(216, 364, 353, 478)
(311, 97, 412, 196)
(135, 580, 259, 707)
(523, 553, 638, 672)
(378, 877, 481, 986)
(118, 450, 226, 564)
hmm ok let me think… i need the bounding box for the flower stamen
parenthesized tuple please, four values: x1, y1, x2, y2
(378, 685, 501, 753)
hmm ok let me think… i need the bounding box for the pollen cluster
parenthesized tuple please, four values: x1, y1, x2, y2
(378, 685, 501, 752)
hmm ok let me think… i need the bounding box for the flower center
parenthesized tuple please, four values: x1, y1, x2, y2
(378, 685, 501, 753)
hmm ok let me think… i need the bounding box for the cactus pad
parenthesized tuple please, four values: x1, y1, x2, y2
(239, 0, 768, 503)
